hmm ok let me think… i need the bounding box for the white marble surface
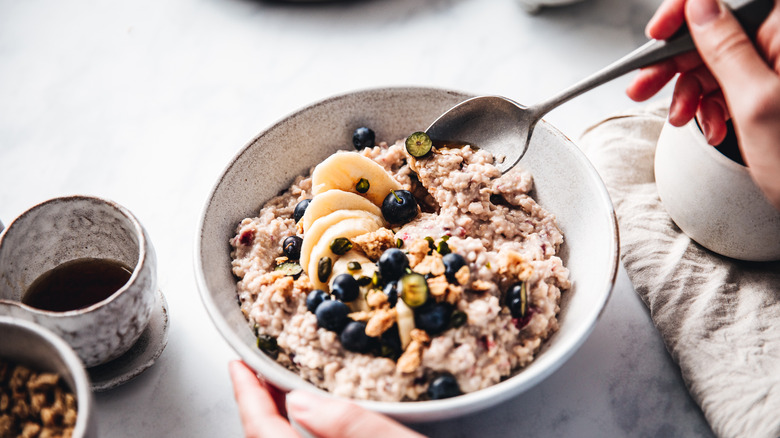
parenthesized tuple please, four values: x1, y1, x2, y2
(0, 0, 715, 436)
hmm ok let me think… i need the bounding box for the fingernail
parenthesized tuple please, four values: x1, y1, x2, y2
(669, 97, 682, 125)
(688, 0, 721, 26)
(701, 120, 712, 141)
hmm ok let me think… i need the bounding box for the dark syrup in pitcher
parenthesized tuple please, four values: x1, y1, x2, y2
(22, 258, 133, 312)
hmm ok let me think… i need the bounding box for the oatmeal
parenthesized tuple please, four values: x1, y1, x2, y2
(230, 129, 570, 401)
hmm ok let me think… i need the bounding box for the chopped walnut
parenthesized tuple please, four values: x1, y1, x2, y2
(405, 239, 431, 267)
(21, 422, 40, 438)
(352, 228, 396, 260)
(396, 329, 431, 374)
(254, 271, 298, 303)
(426, 274, 463, 305)
(413, 255, 445, 276)
(427, 275, 449, 299)
(348, 311, 373, 322)
(366, 291, 389, 309)
(470, 279, 494, 293)
(497, 249, 533, 282)
(275, 256, 289, 265)
(454, 265, 470, 285)
(366, 308, 398, 337)
(0, 361, 77, 437)
(365, 308, 397, 337)
(445, 285, 463, 305)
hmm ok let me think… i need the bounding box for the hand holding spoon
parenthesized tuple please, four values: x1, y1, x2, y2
(425, 0, 773, 173)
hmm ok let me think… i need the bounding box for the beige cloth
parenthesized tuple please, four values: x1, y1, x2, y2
(579, 103, 780, 438)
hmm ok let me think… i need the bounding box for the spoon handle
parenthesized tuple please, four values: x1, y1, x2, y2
(530, 0, 773, 119)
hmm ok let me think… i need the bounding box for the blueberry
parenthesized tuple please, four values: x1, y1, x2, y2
(293, 199, 311, 223)
(415, 302, 452, 335)
(282, 236, 303, 260)
(377, 248, 409, 283)
(352, 127, 375, 150)
(340, 321, 375, 353)
(315, 300, 350, 332)
(427, 373, 462, 400)
(381, 190, 419, 224)
(442, 253, 467, 284)
(331, 274, 360, 302)
(306, 289, 329, 313)
(505, 282, 527, 319)
(383, 281, 399, 307)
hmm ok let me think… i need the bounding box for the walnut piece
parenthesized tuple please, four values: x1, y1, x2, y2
(365, 308, 397, 337)
(413, 255, 445, 277)
(0, 361, 77, 437)
(497, 249, 533, 282)
(396, 329, 431, 374)
(352, 228, 396, 260)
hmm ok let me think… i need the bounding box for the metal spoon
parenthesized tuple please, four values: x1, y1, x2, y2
(425, 0, 773, 173)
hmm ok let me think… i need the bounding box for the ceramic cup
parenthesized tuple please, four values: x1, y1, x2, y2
(654, 119, 780, 261)
(0, 316, 98, 437)
(0, 195, 157, 367)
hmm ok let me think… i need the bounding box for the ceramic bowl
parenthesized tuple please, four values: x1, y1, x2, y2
(0, 316, 97, 437)
(655, 119, 780, 261)
(194, 87, 618, 422)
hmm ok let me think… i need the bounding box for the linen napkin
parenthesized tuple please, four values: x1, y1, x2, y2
(579, 103, 780, 438)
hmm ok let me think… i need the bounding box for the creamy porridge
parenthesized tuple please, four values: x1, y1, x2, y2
(230, 128, 570, 401)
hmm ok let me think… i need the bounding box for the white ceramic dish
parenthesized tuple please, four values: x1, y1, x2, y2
(194, 87, 618, 422)
(655, 119, 780, 261)
(0, 316, 98, 438)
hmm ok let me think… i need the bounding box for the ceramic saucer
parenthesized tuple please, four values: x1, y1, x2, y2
(88, 288, 169, 391)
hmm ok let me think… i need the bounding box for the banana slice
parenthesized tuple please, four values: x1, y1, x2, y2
(300, 209, 382, 272)
(330, 250, 375, 283)
(396, 299, 415, 350)
(311, 151, 403, 206)
(301, 189, 384, 234)
(305, 215, 382, 289)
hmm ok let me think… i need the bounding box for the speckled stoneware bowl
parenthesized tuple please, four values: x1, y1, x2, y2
(655, 119, 780, 261)
(0, 316, 97, 437)
(195, 87, 618, 422)
(0, 195, 157, 367)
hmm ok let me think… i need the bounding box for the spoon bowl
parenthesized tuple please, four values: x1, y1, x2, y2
(426, 96, 535, 173)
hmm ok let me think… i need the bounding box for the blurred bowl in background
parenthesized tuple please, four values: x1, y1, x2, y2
(517, 0, 588, 13)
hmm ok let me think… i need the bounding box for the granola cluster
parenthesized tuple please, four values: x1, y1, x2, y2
(0, 360, 77, 438)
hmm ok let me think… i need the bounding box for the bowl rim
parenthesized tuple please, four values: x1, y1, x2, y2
(194, 85, 619, 421)
(0, 315, 95, 437)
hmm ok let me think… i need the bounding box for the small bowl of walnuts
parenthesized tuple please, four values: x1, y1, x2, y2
(0, 316, 96, 438)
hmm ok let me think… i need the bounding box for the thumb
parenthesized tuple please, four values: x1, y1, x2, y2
(286, 390, 424, 438)
(685, 0, 775, 102)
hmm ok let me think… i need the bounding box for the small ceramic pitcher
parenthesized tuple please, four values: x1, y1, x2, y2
(0, 196, 157, 367)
